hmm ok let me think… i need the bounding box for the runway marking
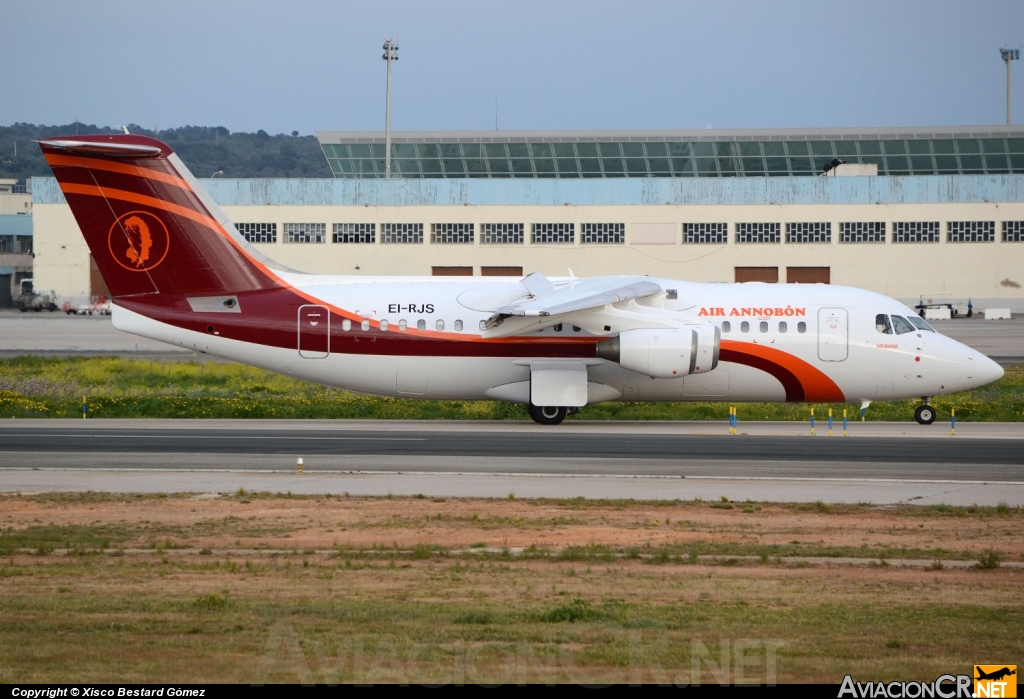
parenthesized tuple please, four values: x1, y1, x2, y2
(21, 434, 427, 442)
(1, 467, 1021, 486)
(900, 483, 986, 504)
(6, 430, 1023, 441)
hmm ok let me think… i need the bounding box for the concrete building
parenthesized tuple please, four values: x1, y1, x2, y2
(29, 126, 1024, 309)
(0, 179, 33, 307)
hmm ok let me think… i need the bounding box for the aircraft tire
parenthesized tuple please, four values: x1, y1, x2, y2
(528, 404, 567, 426)
(914, 404, 936, 425)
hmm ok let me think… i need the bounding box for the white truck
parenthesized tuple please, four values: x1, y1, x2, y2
(15, 279, 59, 312)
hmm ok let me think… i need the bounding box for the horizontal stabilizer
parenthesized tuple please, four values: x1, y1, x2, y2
(36, 139, 163, 158)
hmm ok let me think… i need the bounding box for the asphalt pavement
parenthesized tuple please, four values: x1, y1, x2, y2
(0, 423, 1021, 476)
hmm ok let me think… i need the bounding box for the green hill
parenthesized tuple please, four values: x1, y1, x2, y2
(0, 123, 333, 181)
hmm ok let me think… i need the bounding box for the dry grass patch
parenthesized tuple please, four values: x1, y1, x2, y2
(0, 493, 1021, 684)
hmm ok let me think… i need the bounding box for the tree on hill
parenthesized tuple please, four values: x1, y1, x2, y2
(0, 123, 334, 181)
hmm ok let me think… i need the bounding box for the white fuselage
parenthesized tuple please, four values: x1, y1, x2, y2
(113, 275, 1003, 406)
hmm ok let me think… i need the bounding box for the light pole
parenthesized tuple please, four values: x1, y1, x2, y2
(1000, 48, 1019, 125)
(211, 170, 224, 178)
(382, 37, 399, 179)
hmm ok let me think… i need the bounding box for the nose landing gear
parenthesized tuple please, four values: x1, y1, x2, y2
(914, 400, 936, 425)
(528, 404, 568, 425)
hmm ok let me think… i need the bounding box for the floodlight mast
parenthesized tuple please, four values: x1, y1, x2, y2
(1001, 48, 1019, 125)
(382, 37, 399, 179)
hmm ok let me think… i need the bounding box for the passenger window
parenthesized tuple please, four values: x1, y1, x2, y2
(891, 315, 915, 334)
(797, 321, 807, 333)
(778, 321, 787, 333)
(722, 321, 731, 333)
(907, 316, 934, 332)
(553, 323, 563, 332)
(741, 321, 750, 333)
(398, 319, 407, 331)
(875, 314, 893, 334)
(435, 319, 445, 331)
(342, 319, 352, 331)
(573, 326, 581, 332)
(417, 319, 426, 331)
(759, 321, 768, 333)
(454, 320, 463, 331)
(360, 320, 370, 331)
(380, 320, 389, 331)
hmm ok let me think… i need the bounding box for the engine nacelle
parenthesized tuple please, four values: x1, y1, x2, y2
(691, 323, 720, 374)
(597, 325, 720, 379)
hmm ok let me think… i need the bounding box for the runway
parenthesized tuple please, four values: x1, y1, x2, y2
(2, 420, 1022, 505)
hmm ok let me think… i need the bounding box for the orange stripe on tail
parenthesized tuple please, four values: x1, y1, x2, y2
(44, 154, 192, 191)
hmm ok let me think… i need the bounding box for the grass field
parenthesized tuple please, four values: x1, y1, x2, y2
(0, 493, 1020, 684)
(1, 356, 1022, 421)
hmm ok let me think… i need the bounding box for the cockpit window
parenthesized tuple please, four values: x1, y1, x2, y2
(875, 314, 893, 334)
(891, 315, 916, 334)
(907, 315, 935, 332)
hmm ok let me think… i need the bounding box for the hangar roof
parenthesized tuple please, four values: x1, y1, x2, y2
(316, 126, 1024, 179)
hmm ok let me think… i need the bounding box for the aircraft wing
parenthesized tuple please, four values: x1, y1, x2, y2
(485, 274, 661, 331)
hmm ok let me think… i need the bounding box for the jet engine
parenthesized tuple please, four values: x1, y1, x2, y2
(596, 325, 720, 378)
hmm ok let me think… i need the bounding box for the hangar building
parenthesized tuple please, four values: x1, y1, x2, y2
(30, 125, 1024, 310)
(0, 179, 33, 307)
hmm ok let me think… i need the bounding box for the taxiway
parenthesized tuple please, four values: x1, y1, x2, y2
(2, 420, 1021, 506)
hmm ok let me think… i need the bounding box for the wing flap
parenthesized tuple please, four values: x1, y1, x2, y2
(486, 276, 661, 330)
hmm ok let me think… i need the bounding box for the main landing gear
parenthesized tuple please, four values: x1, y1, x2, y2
(528, 404, 568, 425)
(914, 399, 936, 425)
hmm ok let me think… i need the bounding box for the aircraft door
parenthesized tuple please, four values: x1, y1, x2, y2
(817, 307, 848, 361)
(298, 305, 330, 358)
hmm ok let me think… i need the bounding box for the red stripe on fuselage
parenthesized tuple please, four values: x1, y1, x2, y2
(116, 292, 601, 358)
(720, 340, 845, 402)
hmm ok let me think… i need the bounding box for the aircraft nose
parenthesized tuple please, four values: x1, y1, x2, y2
(974, 352, 1004, 386)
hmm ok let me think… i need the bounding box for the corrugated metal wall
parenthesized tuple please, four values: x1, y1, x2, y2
(33, 175, 1024, 208)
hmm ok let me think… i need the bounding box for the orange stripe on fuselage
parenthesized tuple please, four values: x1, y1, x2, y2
(44, 154, 191, 191)
(720, 339, 845, 402)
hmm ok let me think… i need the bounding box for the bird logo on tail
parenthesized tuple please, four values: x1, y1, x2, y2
(123, 215, 153, 268)
(108, 211, 170, 272)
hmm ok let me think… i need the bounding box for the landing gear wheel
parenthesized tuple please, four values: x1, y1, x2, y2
(914, 404, 936, 425)
(528, 404, 567, 425)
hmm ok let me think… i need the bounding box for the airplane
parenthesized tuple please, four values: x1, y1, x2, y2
(975, 668, 1016, 682)
(37, 134, 1004, 426)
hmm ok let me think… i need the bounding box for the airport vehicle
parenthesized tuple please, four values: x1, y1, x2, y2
(63, 296, 113, 316)
(38, 135, 1003, 425)
(915, 298, 973, 319)
(16, 280, 59, 313)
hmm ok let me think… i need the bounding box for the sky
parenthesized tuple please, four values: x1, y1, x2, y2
(2, 0, 1022, 135)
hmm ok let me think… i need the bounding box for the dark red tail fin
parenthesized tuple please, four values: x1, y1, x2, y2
(39, 135, 281, 298)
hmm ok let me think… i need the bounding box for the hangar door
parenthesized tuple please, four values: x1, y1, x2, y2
(0, 273, 11, 308)
(817, 307, 848, 361)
